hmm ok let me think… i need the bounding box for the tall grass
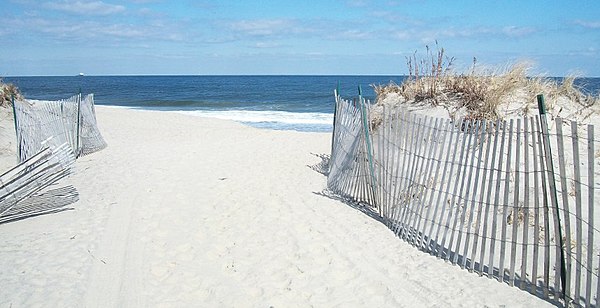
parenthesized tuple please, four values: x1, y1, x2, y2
(0, 79, 22, 107)
(374, 47, 600, 121)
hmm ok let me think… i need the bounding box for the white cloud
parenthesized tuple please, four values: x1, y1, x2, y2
(252, 42, 282, 49)
(345, 0, 369, 7)
(228, 19, 297, 37)
(501, 26, 536, 37)
(574, 19, 600, 29)
(6, 16, 186, 43)
(44, 0, 126, 15)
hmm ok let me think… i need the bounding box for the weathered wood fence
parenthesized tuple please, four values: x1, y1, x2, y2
(12, 93, 107, 162)
(0, 143, 77, 223)
(328, 91, 599, 307)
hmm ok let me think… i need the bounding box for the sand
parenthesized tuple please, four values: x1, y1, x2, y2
(0, 106, 554, 307)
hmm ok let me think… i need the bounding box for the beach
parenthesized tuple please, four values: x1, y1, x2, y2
(0, 106, 554, 307)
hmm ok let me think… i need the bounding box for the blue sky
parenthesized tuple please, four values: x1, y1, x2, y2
(1, 0, 599, 76)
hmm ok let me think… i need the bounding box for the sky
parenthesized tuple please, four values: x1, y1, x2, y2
(1, 0, 599, 76)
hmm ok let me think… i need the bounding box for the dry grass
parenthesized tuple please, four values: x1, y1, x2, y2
(0, 79, 23, 107)
(374, 47, 600, 122)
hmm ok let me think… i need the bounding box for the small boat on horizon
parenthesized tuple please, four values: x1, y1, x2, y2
(78, 73, 84, 76)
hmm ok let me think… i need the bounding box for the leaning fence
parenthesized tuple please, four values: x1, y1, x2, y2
(12, 93, 107, 162)
(328, 91, 599, 307)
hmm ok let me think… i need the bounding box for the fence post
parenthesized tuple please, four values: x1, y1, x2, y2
(10, 94, 21, 162)
(75, 91, 82, 157)
(537, 94, 568, 300)
(330, 83, 340, 165)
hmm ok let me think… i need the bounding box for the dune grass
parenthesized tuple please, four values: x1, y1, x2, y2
(374, 45, 600, 121)
(0, 79, 22, 107)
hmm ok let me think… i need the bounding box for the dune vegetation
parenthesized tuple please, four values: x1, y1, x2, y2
(0, 79, 22, 107)
(373, 44, 600, 123)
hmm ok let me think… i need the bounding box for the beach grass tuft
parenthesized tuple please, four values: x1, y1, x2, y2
(0, 79, 23, 107)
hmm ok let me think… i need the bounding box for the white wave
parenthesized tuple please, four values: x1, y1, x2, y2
(173, 110, 333, 125)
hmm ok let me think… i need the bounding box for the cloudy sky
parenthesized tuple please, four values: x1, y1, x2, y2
(2, 0, 599, 76)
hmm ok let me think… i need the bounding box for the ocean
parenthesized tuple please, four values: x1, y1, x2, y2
(4, 75, 600, 132)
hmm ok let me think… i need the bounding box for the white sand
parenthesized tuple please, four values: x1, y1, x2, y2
(0, 106, 553, 307)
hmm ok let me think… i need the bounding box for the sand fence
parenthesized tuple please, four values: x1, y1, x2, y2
(0, 143, 77, 223)
(12, 93, 107, 162)
(328, 91, 598, 307)
(0, 93, 106, 223)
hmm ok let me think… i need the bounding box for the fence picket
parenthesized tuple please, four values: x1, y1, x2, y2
(585, 125, 595, 307)
(509, 119, 522, 287)
(499, 119, 515, 282)
(520, 118, 531, 289)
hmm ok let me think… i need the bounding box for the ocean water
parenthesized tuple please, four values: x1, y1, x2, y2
(4, 75, 600, 132)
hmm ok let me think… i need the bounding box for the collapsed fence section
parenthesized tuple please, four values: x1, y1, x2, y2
(0, 143, 77, 223)
(328, 93, 599, 307)
(12, 93, 107, 162)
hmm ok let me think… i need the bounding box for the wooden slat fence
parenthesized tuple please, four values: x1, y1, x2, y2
(328, 92, 599, 307)
(12, 93, 107, 162)
(0, 143, 77, 223)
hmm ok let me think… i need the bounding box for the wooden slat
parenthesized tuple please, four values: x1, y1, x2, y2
(378, 105, 387, 218)
(499, 119, 515, 282)
(585, 124, 594, 307)
(385, 107, 402, 227)
(509, 119, 522, 287)
(520, 117, 531, 289)
(568, 120, 583, 304)
(531, 116, 542, 295)
(555, 118, 572, 299)
(488, 120, 508, 278)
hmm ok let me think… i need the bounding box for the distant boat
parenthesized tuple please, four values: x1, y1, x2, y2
(78, 73, 84, 76)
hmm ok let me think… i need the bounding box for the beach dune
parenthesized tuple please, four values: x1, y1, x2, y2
(0, 107, 552, 307)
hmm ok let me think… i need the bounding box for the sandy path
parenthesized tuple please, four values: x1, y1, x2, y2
(0, 107, 553, 307)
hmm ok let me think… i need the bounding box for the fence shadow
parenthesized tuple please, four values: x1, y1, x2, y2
(0, 186, 79, 224)
(308, 153, 330, 176)
(313, 189, 385, 224)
